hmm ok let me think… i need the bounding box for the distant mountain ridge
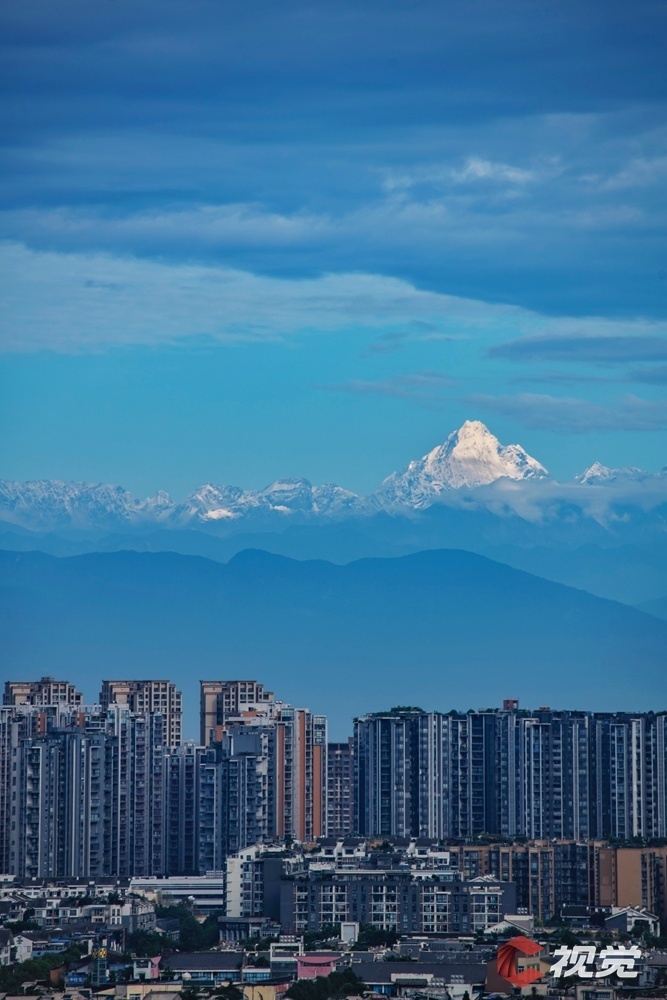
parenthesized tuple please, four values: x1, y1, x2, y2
(1, 546, 665, 735)
(1, 420, 664, 532)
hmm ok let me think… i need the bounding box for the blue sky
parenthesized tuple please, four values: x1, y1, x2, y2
(1, 0, 666, 496)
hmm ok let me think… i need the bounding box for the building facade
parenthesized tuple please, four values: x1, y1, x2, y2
(280, 868, 515, 935)
(269, 707, 327, 843)
(355, 707, 667, 843)
(326, 739, 355, 837)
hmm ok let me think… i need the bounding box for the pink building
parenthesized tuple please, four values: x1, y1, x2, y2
(296, 954, 340, 980)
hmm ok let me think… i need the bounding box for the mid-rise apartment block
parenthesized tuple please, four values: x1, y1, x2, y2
(281, 869, 515, 936)
(100, 679, 182, 747)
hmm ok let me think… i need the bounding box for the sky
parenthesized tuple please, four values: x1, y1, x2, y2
(1, 0, 666, 497)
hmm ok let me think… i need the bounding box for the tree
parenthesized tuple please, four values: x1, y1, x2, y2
(213, 986, 244, 1000)
(154, 902, 224, 952)
(285, 968, 366, 1000)
(352, 924, 398, 949)
(303, 925, 341, 950)
(0, 945, 86, 993)
(125, 930, 166, 957)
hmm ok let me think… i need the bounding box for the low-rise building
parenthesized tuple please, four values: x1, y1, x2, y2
(165, 951, 245, 985)
(605, 906, 660, 937)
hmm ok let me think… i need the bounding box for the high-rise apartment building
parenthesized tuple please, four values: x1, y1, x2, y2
(200, 680, 275, 745)
(100, 680, 182, 747)
(164, 743, 207, 875)
(0, 708, 15, 873)
(355, 709, 429, 838)
(9, 725, 111, 878)
(326, 739, 354, 837)
(6, 703, 167, 878)
(354, 708, 496, 839)
(0, 702, 94, 874)
(355, 707, 667, 842)
(163, 730, 272, 876)
(218, 728, 272, 857)
(4, 677, 83, 707)
(199, 681, 325, 845)
(270, 707, 327, 843)
(105, 705, 167, 876)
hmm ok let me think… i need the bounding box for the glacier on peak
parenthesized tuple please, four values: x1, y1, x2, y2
(373, 420, 549, 508)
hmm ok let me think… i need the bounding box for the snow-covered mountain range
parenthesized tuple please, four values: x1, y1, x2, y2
(0, 420, 664, 532)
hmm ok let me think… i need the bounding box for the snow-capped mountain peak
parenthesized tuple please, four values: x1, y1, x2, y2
(374, 420, 548, 508)
(575, 462, 659, 485)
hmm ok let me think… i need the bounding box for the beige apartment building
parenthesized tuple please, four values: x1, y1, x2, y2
(99, 680, 182, 747)
(3, 677, 83, 707)
(199, 679, 275, 745)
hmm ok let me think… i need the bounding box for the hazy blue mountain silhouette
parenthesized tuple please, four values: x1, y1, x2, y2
(3, 500, 667, 608)
(1, 547, 664, 738)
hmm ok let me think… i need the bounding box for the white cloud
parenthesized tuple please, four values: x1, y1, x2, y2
(452, 157, 536, 184)
(382, 156, 538, 192)
(598, 156, 667, 191)
(0, 241, 665, 354)
(2, 202, 330, 250)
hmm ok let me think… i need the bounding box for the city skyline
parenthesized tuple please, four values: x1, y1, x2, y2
(4, 679, 667, 883)
(7, 674, 667, 745)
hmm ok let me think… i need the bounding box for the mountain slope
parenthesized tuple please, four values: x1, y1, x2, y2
(1, 547, 664, 737)
(635, 595, 667, 622)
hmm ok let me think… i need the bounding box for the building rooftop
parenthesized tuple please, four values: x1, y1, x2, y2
(165, 952, 245, 972)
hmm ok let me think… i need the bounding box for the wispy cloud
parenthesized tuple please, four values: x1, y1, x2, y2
(327, 371, 454, 405)
(0, 242, 516, 353)
(489, 334, 667, 364)
(362, 328, 465, 357)
(597, 156, 667, 191)
(512, 365, 667, 386)
(468, 392, 667, 432)
(628, 364, 667, 384)
(3, 242, 666, 356)
(382, 157, 539, 192)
